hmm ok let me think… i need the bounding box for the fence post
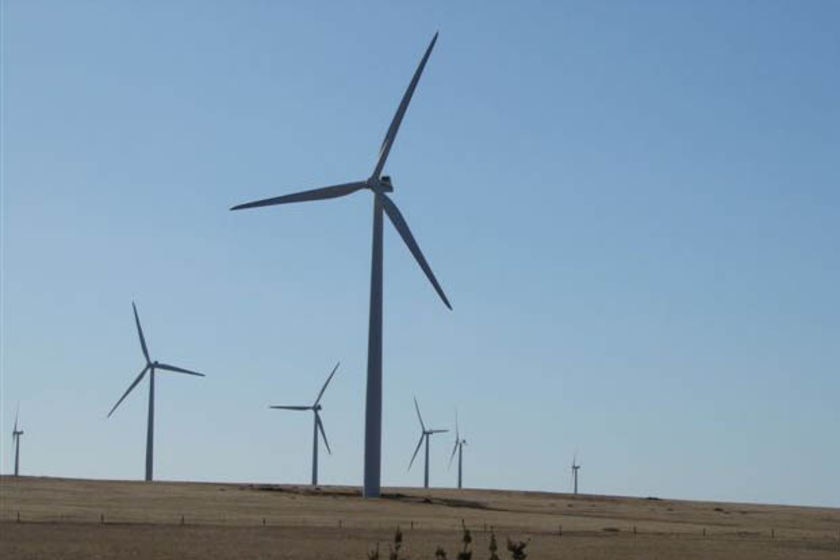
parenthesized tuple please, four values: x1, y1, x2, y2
(180, 514, 185, 526)
(100, 513, 105, 524)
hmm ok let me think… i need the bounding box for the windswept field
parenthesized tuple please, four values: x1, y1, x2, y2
(1, 476, 838, 559)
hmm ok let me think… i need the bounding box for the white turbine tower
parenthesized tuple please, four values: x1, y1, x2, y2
(107, 302, 206, 481)
(408, 397, 448, 489)
(11, 405, 24, 477)
(231, 33, 449, 498)
(571, 454, 581, 495)
(269, 362, 339, 486)
(448, 410, 467, 489)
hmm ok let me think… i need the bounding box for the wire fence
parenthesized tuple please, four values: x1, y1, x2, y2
(3, 507, 839, 548)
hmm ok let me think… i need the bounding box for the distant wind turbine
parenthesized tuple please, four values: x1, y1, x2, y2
(408, 397, 448, 489)
(11, 404, 23, 477)
(231, 33, 450, 498)
(107, 302, 206, 481)
(448, 410, 467, 489)
(269, 362, 340, 486)
(571, 454, 581, 495)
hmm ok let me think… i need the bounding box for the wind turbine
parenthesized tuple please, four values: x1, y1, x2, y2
(408, 397, 448, 489)
(448, 410, 467, 489)
(269, 362, 339, 486)
(231, 33, 450, 498)
(571, 454, 581, 495)
(11, 404, 23, 477)
(107, 302, 206, 481)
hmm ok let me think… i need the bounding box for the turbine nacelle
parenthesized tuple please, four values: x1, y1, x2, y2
(424, 429, 448, 436)
(367, 175, 394, 194)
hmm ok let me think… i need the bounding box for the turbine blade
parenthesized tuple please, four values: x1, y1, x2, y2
(372, 32, 438, 179)
(408, 433, 424, 470)
(313, 361, 340, 406)
(316, 414, 331, 455)
(154, 363, 205, 377)
(380, 194, 451, 310)
(132, 302, 150, 363)
(268, 405, 312, 411)
(448, 439, 458, 469)
(429, 429, 449, 434)
(230, 181, 368, 211)
(413, 396, 426, 431)
(14, 403, 19, 433)
(107, 365, 149, 417)
(455, 408, 460, 442)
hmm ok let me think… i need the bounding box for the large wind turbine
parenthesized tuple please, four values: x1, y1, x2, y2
(408, 397, 448, 489)
(11, 405, 23, 477)
(107, 302, 205, 481)
(448, 410, 467, 489)
(231, 33, 450, 498)
(571, 454, 581, 495)
(269, 362, 339, 486)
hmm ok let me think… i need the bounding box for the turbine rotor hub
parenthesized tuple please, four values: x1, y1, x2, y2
(368, 175, 394, 194)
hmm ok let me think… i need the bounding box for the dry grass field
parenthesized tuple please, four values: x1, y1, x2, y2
(1, 476, 838, 559)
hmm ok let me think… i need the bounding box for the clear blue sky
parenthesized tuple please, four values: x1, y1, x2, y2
(2, 1, 838, 507)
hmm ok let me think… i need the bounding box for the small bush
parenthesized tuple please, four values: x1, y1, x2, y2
(367, 524, 529, 559)
(389, 526, 404, 560)
(488, 529, 500, 560)
(506, 537, 529, 560)
(456, 519, 473, 560)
